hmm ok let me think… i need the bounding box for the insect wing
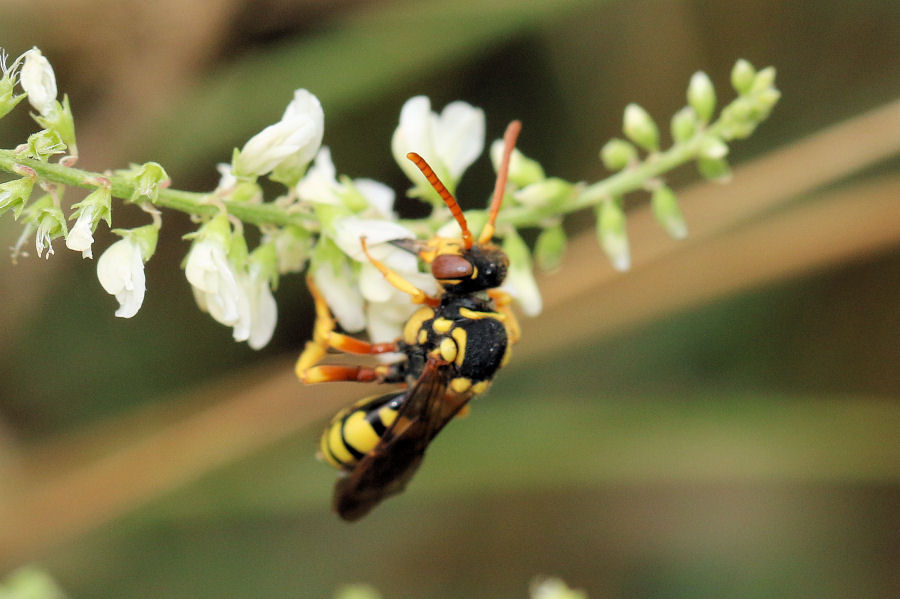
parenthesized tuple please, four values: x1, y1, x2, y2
(333, 358, 459, 521)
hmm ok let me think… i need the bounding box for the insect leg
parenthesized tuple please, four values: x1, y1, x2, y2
(488, 288, 521, 345)
(296, 275, 403, 384)
(360, 237, 440, 308)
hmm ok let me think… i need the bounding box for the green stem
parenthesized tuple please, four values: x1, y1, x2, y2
(0, 150, 314, 228)
(498, 132, 706, 229)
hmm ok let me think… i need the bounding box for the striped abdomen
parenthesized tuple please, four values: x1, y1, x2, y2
(319, 391, 404, 470)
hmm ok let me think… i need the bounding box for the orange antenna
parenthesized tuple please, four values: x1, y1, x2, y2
(406, 152, 474, 249)
(479, 120, 522, 244)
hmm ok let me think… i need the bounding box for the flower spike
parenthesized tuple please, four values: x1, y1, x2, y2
(479, 120, 521, 244)
(406, 151, 474, 249)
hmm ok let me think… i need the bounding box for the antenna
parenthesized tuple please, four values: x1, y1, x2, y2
(479, 120, 522, 244)
(406, 152, 474, 249)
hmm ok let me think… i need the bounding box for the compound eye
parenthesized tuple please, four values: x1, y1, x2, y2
(431, 254, 474, 280)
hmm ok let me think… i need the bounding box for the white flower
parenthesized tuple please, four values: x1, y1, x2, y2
(391, 96, 484, 193)
(503, 262, 542, 317)
(295, 147, 341, 205)
(296, 149, 397, 217)
(313, 259, 366, 333)
(352, 178, 395, 219)
(232, 88, 324, 177)
(66, 205, 96, 258)
(185, 237, 245, 326)
(501, 230, 543, 317)
(239, 266, 278, 350)
(97, 237, 146, 318)
(214, 163, 237, 193)
(20, 48, 56, 116)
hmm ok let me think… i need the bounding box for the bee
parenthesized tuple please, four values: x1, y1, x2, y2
(296, 121, 523, 520)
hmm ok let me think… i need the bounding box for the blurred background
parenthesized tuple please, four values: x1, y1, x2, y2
(1, 0, 898, 597)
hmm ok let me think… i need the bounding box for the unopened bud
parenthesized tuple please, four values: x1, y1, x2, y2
(596, 199, 630, 271)
(534, 224, 567, 272)
(600, 138, 638, 171)
(687, 71, 716, 123)
(651, 185, 687, 239)
(623, 103, 659, 152)
(670, 107, 698, 144)
(730, 59, 756, 95)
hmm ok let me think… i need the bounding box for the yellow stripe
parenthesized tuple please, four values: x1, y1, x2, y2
(342, 410, 381, 456)
(451, 327, 467, 367)
(378, 406, 398, 428)
(471, 380, 492, 395)
(458, 307, 504, 321)
(432, 317, 454, 334)
(439, 337, 458, 362)
(403, 307, 434, 345)
(326, 422, 354, 466)
(450, 377, 472, 393)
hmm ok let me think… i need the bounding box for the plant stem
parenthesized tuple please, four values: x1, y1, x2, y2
(0, 150, 315, 228)
(498, 133, 705, 229)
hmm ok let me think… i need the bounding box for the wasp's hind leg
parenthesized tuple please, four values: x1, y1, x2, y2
(296, 276, 403, 384)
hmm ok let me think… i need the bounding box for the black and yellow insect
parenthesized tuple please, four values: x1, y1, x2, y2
(296, 121, 523, 521)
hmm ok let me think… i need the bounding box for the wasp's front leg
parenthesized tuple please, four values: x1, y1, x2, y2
(296, 276, 404, 385)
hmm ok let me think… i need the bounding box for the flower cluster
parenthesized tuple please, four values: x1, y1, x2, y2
(0, 47, 779, 351)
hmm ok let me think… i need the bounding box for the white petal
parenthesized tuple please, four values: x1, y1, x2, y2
(97, 239, 145, 318)
(247, 279, 278, 350)
(391, 96, 439, 184)
(114, 248, 146, 318)
(185, 239, 243, 324)
(295, 147, 340, 204)
(332, 217, 415, 262)
(503, 264, 542, 317)
(65, 209, 95, 258)
(280, 89, 325, 169)
(435, 101, 485, 179)
(20, 48, 57, 116)
(353, 178, 395, 219)
(313, 262, 365, 333)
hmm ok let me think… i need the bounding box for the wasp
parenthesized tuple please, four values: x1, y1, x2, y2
(296, 121, 523, 520)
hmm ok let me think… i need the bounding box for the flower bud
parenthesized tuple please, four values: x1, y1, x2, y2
(0, 174, 35, 218)
(0, 52, 25, 120)
(651, 185, 687, 239)
(66, 186, 112, 259)
(755, 88, 782, 114)
(699, 135, 729, 160)
(530, 577, 587, 599)
(233, 89, 325, 178)
(670, 107, 698, 144)
(22, 129, 65, 161)
(490, 141, 545, 187)
(697, 156, 732, 183)
(534, 224, 567, 271)
(687, 71, 716, 123)
(20, 48, 56, 116)
(130, 161, 169, 203)
(513, 178, 572, 208)
(730, 59, 756, 95)
(600, 138, 638, 171)
(751, 66, 777, 93)
(597, 199, 630, 271)
(623, 103, 659, 152)
(26, 195, 68, 259)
